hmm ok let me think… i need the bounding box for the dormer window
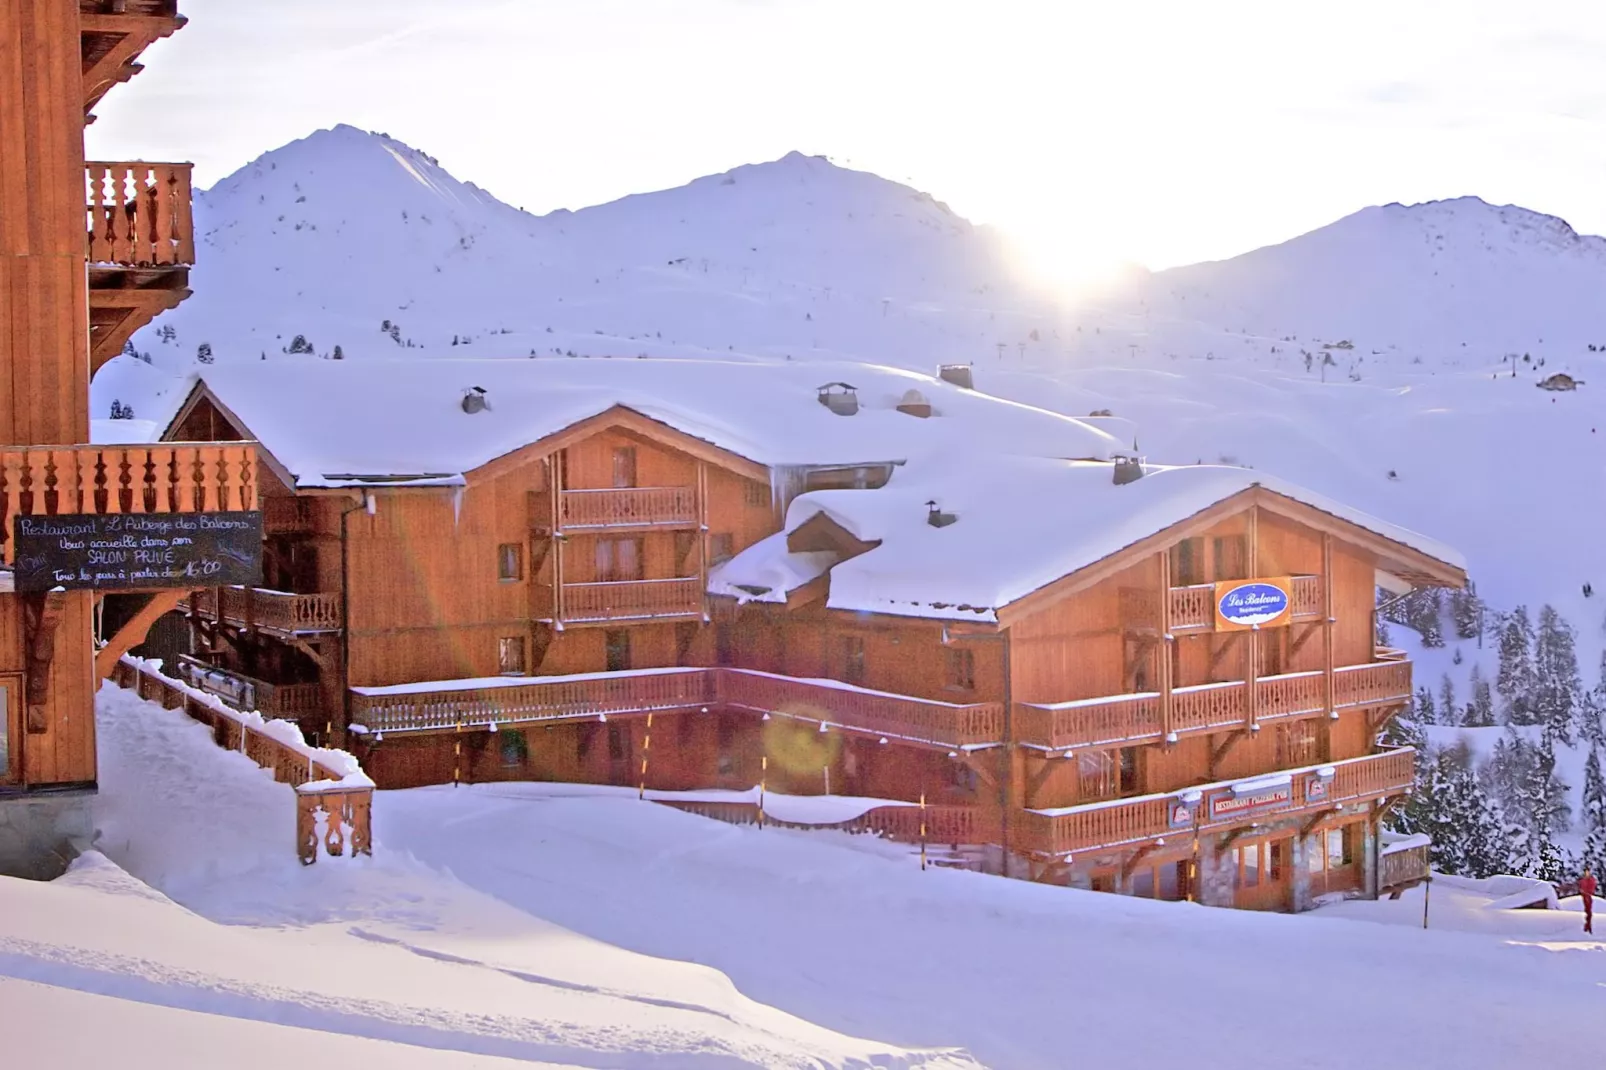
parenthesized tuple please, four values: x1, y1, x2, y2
(816, 382, 859, 416)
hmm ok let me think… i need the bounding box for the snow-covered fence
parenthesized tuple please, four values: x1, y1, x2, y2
(658, 796, 986, 849)
(110, 655, 373, 865)
(1379, 833, 1431, 896)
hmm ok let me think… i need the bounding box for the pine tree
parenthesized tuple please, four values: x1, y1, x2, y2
(1582, 650, 1606, 751)
(108, 399, 134, 420)
(1487, 732, 1572, 876)
(1451, 587, 1481, 640)
(1496, 606, 1537, 723)
(331, 345, 344, 360)
(1464, 664, 1496, 726)
(1580, 745, 1606, 875)
(1413, 685, 1438, 725)
(1534, 604, 1582, 748)
(1438, 673, 1457, 726)
(1415, 588, 1445, 648)
(196, 342, 213, 364)
(287, 334, 313, 354)
(1396, 743, 1512, 878)
(120, 340, 138, 358)
(1375, 614, 1391, 648)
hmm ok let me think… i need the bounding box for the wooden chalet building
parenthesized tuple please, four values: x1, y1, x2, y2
(2, 2, 258, 877)
(140, 357, 1463, 911)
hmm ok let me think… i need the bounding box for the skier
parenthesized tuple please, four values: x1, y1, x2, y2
(1581, 867, 1597, 935)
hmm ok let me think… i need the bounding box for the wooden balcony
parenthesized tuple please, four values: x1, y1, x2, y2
(1015, 658, 1412, 751)
(172, 655, 322, 719)
(559, 577, 703, 624)
(557, 487, 698, 530)
(717, 670, 1006, 750)
(181, 586, 342, 636)
(1122, 574, 1324, 635)
(1014, 748, 1416, 858)
(349, 666, 1006, 750)
(85, 162, 195, 371)
(0, 443, 257, 565)
(87, 161, 194, 267)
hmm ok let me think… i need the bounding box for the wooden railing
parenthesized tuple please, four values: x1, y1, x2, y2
(173, 655, 322, 718)
(1016, 660, 1412, 750)
(350, 666, 1005, 749)
(562, 577, 703, 622)
(0, 444, 257, 565)
(1129, 575, 1323, 634)
(351, 667, 714, 734)
(718, 670, 1006, 749)
(110, 657, 372, 864)
(182, 586, 342, 634)
(86, 161, 194, 267)
(660, 797, 986, 847)
(559, 487, 698, 529)
(1015, 748, 1415, 857)
(1379, 842, 1432, 891)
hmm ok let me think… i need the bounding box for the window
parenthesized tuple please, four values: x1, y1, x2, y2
(607, 722, 627, 761)
(840, 635, 866, 686)
(744, 481, 770, 507)
(714, 624, 736, 667)
(595, 537, 643, 582)
(945, 648, 976, 691)
(605, 629, 631, 673)
(950, 761, 978, 794)
(1078, 750, 1117, 801)
(717, 713, 737, 775)
(1171, 537, 1205, 585)
(498, 636, 526, 675)
(709, 533, 735, 564)
(1328, 825, 1358, 867)
(1213, 535, 1248, 581)
(678, 711, 696, 747)
(1089, 870, 1118, 894)
(0, 676, 15, 785)
(612, 446, 637, 489)
(500, 729, 527, 767)
(1118, 746, 1140, 796)
(497, 542, 524, 581)
(1276, 721, 1320, 767)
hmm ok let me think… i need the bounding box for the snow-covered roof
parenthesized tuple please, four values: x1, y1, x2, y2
(712, 456, 1466, 622)
(142, 357, 1121, 486)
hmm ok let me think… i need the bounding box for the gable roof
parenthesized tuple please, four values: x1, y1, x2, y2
(145, 357, 1122, 488)
(710, 456, 1466, 623)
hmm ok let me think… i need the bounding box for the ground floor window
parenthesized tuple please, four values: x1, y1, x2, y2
(1309, 820, 1365, 895)
(1090, 869, 1118, 893)
(1231, 835, 1293, 908)
(0, 675, 16, 785)
(498, 635, 526, 675)
(1130, 860, 1190, 901)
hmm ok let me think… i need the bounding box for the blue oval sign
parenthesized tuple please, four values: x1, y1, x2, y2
(1217, 581, 1290, 627)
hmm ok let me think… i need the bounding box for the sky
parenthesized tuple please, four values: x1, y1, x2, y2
(88, 0, 1606, 289)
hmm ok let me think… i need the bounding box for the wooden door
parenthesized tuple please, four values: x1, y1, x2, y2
(1232, 835, 1294, 911)
(0, 674, 19, 785)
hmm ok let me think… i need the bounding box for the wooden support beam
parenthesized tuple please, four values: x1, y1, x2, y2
(1218, 825, 1260, 851)
(1207, 631, 1243, 676)
(1209, 730, 1248, 779)
(957, 752, 1001, 791)
(1300, 808, 1341, 839)
(1024, 754, 1060, 801)
(1122, 841, 1163, 879)
(22, 592, 68, 733)
(1288, 621, 1321, 660)
(95, 589, 187, 679)
(285, 635, 329, 670)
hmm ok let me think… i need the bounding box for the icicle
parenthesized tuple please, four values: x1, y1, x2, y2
(452, 485, 464, 527)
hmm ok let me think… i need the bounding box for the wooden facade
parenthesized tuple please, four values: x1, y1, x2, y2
(164, 367, 1464, 911)
(0, 1, 253, 876)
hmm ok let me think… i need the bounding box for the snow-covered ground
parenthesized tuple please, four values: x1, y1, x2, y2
(4, 684, 1602, 1068)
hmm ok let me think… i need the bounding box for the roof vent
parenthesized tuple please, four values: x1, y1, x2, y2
(926, 500, 958, 528)
(461, 386, 489, 414)
(896, 388, 932, 418)
(1113, 455, 1144, 485)
(817, 381, 859, 416)
(937, 364, 973, 389)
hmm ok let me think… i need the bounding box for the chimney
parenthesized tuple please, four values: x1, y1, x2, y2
(1113, 455, 1144, 485)
(896, 388, 932, 418)
(936, 364, 973, 389)
(926, 500, 958, 528)
(817, 382, 859, 416)
(461, 386, 489, 414)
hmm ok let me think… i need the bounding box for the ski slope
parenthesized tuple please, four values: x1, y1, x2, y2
(4, 682, 1601, 1069)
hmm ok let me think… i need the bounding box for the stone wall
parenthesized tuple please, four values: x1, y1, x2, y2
(0, 793, 94, 880)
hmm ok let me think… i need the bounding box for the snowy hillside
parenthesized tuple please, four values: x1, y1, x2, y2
(96, 124, 1606, 652)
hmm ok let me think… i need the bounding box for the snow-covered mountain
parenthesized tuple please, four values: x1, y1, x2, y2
(97, 125, 1606, 665)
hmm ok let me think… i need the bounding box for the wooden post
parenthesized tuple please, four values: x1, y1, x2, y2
(696, 461, 710, 620)
(1322, 533, 1336, 725)
(920, 791, 928, 871)
(758, 754, 767, 828)
(1422, 876, 1430, 929)
(639, 712, 652, 799)
(1158, 550, 1173, 741)
(1246, 509, 1259, 730)
(552, 451, 565, 624)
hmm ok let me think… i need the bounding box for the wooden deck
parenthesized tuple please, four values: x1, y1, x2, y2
(86, 161, 194, 266)
(1013, 748, 1415, 858)
(1015, 658, 1412, 751)
(1122, 574, 1325, 634)
(172, 654, 322, 719)
(180, 586, 343, 636)
(557, 487, 699, 530)
(0, 443, 257, 565)
(349, 666, 1006, 750)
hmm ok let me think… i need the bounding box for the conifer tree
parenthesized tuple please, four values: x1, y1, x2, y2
(1496, 606, 1537, 724)
(1416, 588, 1445, 648)
(1438, 673, 1457, 726)
(1534, 604, 1582, 748)
(1582, 650, 1606, 751)
(1580, 745, 1606, 876)
(196, 342, 213, 364)
(1464, 664, 1496, 727)
(1451, 586, 1482, 640)
(1413, 685, 1438, 726)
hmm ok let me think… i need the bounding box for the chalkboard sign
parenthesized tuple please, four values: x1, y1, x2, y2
(10, 511, 263, 592)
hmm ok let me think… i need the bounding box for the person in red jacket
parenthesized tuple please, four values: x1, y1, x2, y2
(1580, 868, 1596, 935)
